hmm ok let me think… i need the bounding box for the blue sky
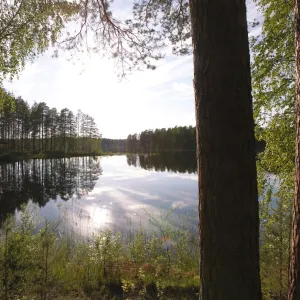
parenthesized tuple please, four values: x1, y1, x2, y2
(3, 0, 261, 139)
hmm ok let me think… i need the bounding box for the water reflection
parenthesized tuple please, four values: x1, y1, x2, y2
(0, 157, 102, 224)
(0, 154, 198, 236)
(126, 152, 197, 173)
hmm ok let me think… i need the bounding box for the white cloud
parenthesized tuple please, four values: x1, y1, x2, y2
(172, 82, 193, 94)
(167, 174, 198, 181)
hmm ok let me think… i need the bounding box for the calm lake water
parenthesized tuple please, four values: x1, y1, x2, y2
(0, 153, 198, 237)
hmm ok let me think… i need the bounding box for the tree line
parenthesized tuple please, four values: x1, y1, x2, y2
(0, 90, 101, 156)
(101, 138, 126, 153)
(126, 126, 196, 153)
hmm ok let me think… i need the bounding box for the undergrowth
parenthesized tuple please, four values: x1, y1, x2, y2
(0, 206, 199, 300)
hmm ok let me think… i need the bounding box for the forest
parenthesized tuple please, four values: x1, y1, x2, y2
(126, 126, 196, 153)
(2, 0, 300, 300)
(100, 127, 196, 153)
(0, 90, 101, 160)
(101, 138, 126, 153)
(99, 127, 196, 153)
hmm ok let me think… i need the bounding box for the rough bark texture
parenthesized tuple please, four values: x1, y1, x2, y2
(189, 1, 262, 299)
(289, 1, 300, 299)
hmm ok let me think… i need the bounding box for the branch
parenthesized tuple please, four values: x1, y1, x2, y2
(0, 0, 25, 40)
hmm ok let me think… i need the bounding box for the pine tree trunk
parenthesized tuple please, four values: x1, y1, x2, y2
(289, 1, 300, 299)
(189, 1, 262, 299)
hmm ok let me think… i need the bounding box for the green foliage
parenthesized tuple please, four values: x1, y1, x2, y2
(0, 0, 78, 82)
(0, 207, 199, 299)
(250, 1, 295, 299)
(251, 0, 294, 122)
(260, 193, 292, 300)
(0, 88, 15, 112)
(251, 0, 295, 182)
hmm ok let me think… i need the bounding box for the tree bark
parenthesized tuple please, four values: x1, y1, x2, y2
(189, 1, 262, 299)
(289, 1, 300, 299)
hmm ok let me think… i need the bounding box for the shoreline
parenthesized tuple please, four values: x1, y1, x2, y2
(0, 151, 104, 163)
(0, 150, 198, 163)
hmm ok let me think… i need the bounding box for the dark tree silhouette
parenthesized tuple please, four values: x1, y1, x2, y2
(127, 126, 196, 153)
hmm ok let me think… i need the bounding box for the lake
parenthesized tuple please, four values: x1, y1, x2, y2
(0, 153, 198, 237)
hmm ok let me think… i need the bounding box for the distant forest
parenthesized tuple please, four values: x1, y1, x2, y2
(0, 92, 101, 156)
(127, 126, 196, 153)
(100, 126, 196, 153)
(106, 127, 265, 154)
(101, 138, 126, 153)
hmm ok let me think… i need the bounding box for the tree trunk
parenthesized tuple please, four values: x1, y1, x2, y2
(189, 1, 262, 299)
(289, 1, 300, 299)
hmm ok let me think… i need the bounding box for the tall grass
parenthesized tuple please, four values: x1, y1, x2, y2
(0, 205, 199, 300)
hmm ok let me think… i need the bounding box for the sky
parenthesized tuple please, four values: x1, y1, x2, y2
(3, 0, 262, 139)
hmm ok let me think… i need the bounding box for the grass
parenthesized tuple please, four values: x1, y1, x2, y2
(0, 206, 199, 300)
